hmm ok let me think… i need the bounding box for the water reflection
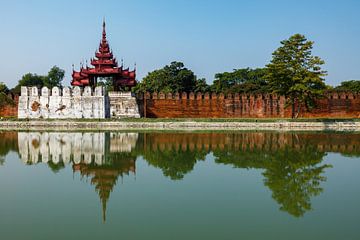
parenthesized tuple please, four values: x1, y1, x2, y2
(1, 131, 360, 219)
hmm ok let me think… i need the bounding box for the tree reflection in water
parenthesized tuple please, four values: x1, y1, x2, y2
(139, 133, 208, 180)
(0, 131, 359, 218)
(211, 132, 333, 217)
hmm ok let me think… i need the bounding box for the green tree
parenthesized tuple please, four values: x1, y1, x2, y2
(334, 80, 360, 93)
(43, 66, 65, 88)
(211, 68, 269, 94)
(12, 66, 65, 94)
(133, 61, 207, 94)
(97, 77, 114, 92)
(266, 34, 327, 118)
(12, 73, 45, 94)
(194, 78, 210, 93)
(0, 82, 9, 93)
(0, 82, 15, 108)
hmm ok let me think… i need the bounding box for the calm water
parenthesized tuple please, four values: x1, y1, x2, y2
(0, 131, 359, 240)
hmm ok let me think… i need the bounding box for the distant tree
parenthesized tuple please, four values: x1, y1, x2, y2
(266, 34, 327, 118)
(334, 80, 360, 93)
(97, 77, 114, 92)
(12, 73, 45, 94)
(133, 61, 207, 94)
(12, 66, 65, 94)
(0, 82, 15, 107)
(194, 78, 210, 93)
(211, 68, 269, 94)
(43, 66, 65, 88)
(0, 82, 9, 93)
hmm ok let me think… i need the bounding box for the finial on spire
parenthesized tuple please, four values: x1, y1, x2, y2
(134, 62, 137, 70)
(121, 58, 124, 67)
(72, 64, 74, 71)
(102, 198, 107, 223)
(102, 17, 106, 39)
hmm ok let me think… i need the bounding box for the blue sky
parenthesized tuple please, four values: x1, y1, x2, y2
(0, 0, 359, 87)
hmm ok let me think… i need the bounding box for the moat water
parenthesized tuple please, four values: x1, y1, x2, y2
(0, 131, 359, 240)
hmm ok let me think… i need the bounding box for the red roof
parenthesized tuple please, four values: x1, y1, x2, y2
(71, 20, 136, 89)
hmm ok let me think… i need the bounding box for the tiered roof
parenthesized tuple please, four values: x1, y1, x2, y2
(71, 20, 136, 89)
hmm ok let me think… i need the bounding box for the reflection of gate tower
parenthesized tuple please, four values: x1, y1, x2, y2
(73, 157, 136, 222)
(71, 132, 139, 222)
(17, 132, 140, 222)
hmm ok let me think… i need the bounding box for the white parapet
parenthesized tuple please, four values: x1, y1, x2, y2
(17, 86, 140, 119)
(18, 86, 106, 119)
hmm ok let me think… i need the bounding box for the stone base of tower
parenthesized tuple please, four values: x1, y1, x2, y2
(108, 92, 141, 118)
(18, 87, 141, 119)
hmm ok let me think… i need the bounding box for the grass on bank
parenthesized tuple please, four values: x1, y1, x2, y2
(0, 116, 359, 123)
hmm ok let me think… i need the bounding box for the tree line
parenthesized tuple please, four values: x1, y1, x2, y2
(0, 66, 64, 108)
(1, 34, 359, 117)
(134, 34, 359, 118)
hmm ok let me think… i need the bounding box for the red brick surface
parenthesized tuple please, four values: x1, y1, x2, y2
(2, 92, 359, 118)
(141, 92, 360, 118)
(0, 95, 18, 117)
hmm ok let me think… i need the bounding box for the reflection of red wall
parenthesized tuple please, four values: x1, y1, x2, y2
(144, 132, 360, 155)
(0, 95, 18, 117)
(142, 92, 360, 118)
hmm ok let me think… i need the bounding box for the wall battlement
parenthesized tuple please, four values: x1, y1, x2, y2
(141, 91, 358, 101)
(4, 87, 359, 119)
(18, 86, 106, 119)
(141, 91, 360, 118)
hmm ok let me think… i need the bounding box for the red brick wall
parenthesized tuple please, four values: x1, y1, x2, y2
(141, 92, 360, 118)
(0, 95, 18, 117)
(2, 92, 359, 118)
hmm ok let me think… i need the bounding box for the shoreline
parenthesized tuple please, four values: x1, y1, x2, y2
(0, 120, 359, 131)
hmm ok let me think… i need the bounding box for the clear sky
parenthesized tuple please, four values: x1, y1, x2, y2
(0, 0, 359, 88)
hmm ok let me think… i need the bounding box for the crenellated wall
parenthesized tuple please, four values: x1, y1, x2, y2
(18, 86, 107, 119)
(0, 94, 18, 117)
(3, 88, 359, 119)
(140, 92, 360, 118)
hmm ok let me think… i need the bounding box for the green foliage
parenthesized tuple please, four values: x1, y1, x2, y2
(97, 77, 114, 92)
(212, 132, 331, 217)
(334, 80, 360, 93)
(142, 146, 207, 180)
(211, 68, 269, 94)
(0, 82, 9, 93)
(266, 34, 327, 118)
(1, 131, 358, 218)
(47, 161, 65, 173)
(194, 78, 210, 93)
(133, 61, 208, 94)
(12, 66, 65, 94)
(12, 73, 45, 94)
(0, 82, 15, 107)
(0, 132, 18, 160)
(262, 145, 330, 217)
(43, 66, 65, 88)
